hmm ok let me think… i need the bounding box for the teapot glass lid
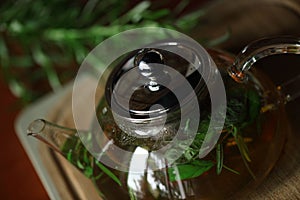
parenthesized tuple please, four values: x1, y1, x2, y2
(105, 40, 211, 120)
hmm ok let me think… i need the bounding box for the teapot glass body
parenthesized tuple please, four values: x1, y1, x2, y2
(27, 36, 300, 199)
(93, 48, 287, 199)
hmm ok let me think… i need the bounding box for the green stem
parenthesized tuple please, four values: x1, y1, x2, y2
(232, 126, 256, 179)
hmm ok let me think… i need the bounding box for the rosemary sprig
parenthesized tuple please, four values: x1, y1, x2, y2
(0, 0, 212, 104)
(61, 133, 122, 189)
(216, 143, 224, 175)
(231, 126, 256, 179)
(167, 87, 261, 181)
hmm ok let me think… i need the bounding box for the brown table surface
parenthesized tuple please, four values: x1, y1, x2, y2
(0, 75, 49, 200)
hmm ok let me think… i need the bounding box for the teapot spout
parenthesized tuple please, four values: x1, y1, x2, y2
(27, 119, 123, 196)
(27, 119, 80, 157)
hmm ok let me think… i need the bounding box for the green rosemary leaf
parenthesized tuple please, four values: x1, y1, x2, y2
(175, 9, 205, 30)
(83, 149, 90, 164)
(84, 166, 93, 178)
(7, 20, 24, 34)
(174, 0, 190, 15)
(232, 126, 256, 179)
(84, 51, 106, 73)
(91, 177, 106, 198)
(142, 9, 170, 20)
(43, 29, 82, 41)
(1, 1, 19, 22)
(238, 136, 251, 162)
(183, 148, 197, 161)
(7, 79, 28, 99)
(0, 37, 9, 67)
(168, 160, 214, 182)
(198, 119, 210, 134)
(223, 165, 240, 175)
(75, 138, 82, 151)
(77, 160, 85, 170)
(184, 118, 190, 132)
(113, 1, 151, 25)
(31, 45, 61, 90)
(129, 187, 138, 200)
(231, 126, 250, 162)
(206, 29, 231, 47)
(67, 150, 73, 161)
(81, 0, 101, 17)
(216, 143, 224, 175)
(247, 89, 261, 123)
(66, 40, 88, 64)
(94, 172, 104, 180)
(10, 56, 34, 68)
(44, 25, 132, 42)
(1, 0, 229, 106)
(225, 98, 247, 126)
(94, 0, 125, 25)
(226, 87, 261, 129)
(95, 160, 122, 186)
(86, 25, 126, 38)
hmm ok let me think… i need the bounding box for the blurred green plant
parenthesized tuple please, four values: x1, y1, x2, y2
(0, 0, 226, 104)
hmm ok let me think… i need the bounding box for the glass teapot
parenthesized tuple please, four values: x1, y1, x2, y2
(27, 33, 300, 199)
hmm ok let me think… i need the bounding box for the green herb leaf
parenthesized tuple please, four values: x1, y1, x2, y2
(175, 9, 205, 30)
(94, 172, 103, 180)
(1, 0, 224, 104)
(206, 29, 231, 47)
(223, 165, 240, 175)
(113, 1, 151, 25)
(91, 176, 106, 198)
(10, 56, 34, 68)
(0, 37, 9, 68)
(129, 187, 138, 200)
(77, 160, 85, 170)
(67, 150, 73, 161)
(83, 148, 90, 164)
(84, 166, 93, 177)
(31, 45, 61, 90)
(216, 143, 224, 175)
(95, 160, 122, 186)
(168, 160, 214, 182)
(247, 89, 261, 123)
(142, 9, 170, 20)
(173, 0, 190, 15)
(232, 126, 256, 179)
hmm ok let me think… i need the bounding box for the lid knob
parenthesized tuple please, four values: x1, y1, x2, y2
(134, 48, 167, 92)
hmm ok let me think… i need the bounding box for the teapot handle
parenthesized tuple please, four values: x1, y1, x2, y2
(228, 36, 300, 103)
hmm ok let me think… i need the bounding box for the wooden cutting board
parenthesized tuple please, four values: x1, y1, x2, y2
(40, 77, 103, 200)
